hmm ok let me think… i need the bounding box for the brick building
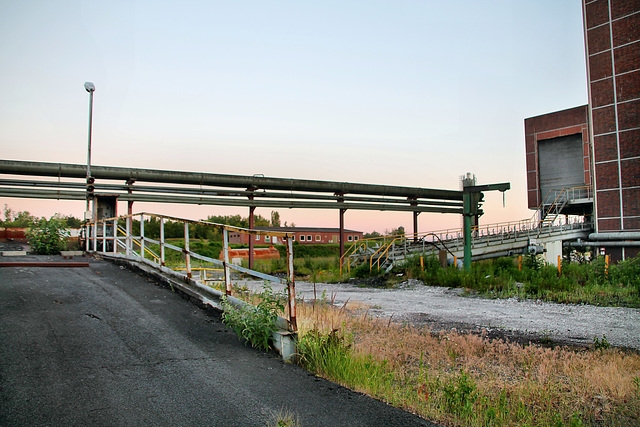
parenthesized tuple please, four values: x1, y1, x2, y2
(228, 227, 363, 246)
(525, 0, 639, 261)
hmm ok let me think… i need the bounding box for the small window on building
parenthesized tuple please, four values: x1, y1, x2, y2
(292, 235, 296, 241)
(299, 235, 305, 241)
(348, 235, 353, 242)
(315, 235, 321, 242)
(255, 235, 260, 241)
(354, 236, 359, 241)
(307, 235, 312, 242)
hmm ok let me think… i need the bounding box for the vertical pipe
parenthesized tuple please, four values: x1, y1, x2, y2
(249, 204, 255, 269)
(339, 208, 346, 260)
(184, 222, 191, 280)
(605, 254, 610, 279)
(413, 210, 419, 243)
(140, 214, 145, 260)
(223, 228, 231, 295)
(160, 217, 165, 266)
(102, 220, 106, 252)
(463, 191, 472, 271)
(519, 255, 522, 271)
(286, 237, 297, 332)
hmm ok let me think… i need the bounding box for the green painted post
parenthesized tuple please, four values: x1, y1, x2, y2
(463, 191, 472, 271)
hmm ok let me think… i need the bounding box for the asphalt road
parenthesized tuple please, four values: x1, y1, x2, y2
(0, 255, 435, 427)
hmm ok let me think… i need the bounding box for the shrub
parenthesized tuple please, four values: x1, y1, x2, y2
(221, 286, 285, 350)
(26, 216, 70, 254)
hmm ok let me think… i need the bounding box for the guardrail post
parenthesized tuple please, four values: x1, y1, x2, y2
(223, 228, 231, 295)
(140, 214, 145, 261)
(286, 237, 297, 331)
(101, 220, 106, 253)
(112, 218, 117, 254)
(184, 222, 191, 280)
(92, 219, 97, 252)
(126, 216, 131, 256)
(160, 217, 165, 266)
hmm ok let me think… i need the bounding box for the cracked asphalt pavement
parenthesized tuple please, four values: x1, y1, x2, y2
(0, 255, 435, 426)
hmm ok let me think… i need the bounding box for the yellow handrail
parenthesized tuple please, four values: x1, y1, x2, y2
(116, 225, 160, 263)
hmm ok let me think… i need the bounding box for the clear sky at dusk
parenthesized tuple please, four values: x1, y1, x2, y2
(0, 0, 588, 233)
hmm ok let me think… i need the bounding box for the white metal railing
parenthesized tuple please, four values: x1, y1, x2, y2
(85, 212, 298, 331)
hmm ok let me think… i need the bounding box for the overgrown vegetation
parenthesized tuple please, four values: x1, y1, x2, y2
(291, 293, 640, 426)
(221, 286, 285, 350)
(25, 216, 71, 254)
(389, 253, 640, 308)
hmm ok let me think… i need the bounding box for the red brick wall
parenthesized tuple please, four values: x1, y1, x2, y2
(524, 106, 591, 209)
(584, 0, 640, 236)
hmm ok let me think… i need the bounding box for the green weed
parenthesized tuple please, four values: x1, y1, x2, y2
(221, 285, 285, 350)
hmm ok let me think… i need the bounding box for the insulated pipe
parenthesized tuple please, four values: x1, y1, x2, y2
(0, 188, 462, 213)
(588, 232, 640, 241)
(0, 159, 463, 200)
(564, 241, 640, 247)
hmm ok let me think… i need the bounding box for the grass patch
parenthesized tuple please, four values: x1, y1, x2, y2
(293, 294, 640, 426)
(396, 254, 640, 308)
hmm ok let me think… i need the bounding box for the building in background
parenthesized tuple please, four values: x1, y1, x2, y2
(229, 226, 363, 246)
(525, 0, 639, 261)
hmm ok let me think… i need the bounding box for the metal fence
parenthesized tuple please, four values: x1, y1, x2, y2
(85, 212, 298, 331)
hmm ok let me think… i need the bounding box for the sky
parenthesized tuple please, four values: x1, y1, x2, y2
(0, 0, 588, 234)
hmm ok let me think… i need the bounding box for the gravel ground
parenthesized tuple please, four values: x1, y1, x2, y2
(238, 278, 640, 350)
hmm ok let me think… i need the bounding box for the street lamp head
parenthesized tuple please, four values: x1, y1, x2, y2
(84, 82, 95, 92)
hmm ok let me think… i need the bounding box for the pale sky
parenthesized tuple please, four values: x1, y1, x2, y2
(0, 0, 588, 234)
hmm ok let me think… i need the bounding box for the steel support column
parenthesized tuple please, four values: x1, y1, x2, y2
(339, 208, 346, 259)
(249, 201, 255, 269)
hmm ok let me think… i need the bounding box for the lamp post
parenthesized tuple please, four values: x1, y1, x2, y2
(84, 82, 95, 180)
(84, 82, 95, 251)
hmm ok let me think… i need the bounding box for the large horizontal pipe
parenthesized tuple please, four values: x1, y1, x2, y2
(564, 241, 640, 247)
(0, 159, 463, 201)
(0, 178, 464, 208)
(0, 188, 463, 214)
(588, 232, 640, 241)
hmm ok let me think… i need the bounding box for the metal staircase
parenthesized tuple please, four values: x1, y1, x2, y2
(340, 186, 594, 273)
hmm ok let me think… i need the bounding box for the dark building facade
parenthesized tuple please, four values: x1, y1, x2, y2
(525, 0, 639, 261)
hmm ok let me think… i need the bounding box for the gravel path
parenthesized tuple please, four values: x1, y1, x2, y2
(239, 279, 640, 350)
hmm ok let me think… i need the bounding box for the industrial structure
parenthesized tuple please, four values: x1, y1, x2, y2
(229, 226, 364, 246)
(525, 0, 639, 261)
(0, 159, 509, 270)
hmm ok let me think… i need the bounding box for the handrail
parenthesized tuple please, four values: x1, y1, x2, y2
(116, 225, 160, 263)
(86, 212, 298, 331)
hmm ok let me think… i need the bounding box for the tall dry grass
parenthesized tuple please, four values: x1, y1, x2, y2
(293, 295, 640, 426)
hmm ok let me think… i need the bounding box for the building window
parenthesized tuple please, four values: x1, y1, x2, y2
(300, 235, 305, 241)
(348, 235, 353, 242)
(255, 235, 260, 241)
(307, 235, 312, 242)
(291, 235, 296, 241)
(315, 235, 321, 242)
(354, 236, 359, 241)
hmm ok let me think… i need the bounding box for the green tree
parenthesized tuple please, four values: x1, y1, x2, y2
(0, 205, 37, 227)
(270, 211, 281, 227)
(364, 231, 382, 239)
